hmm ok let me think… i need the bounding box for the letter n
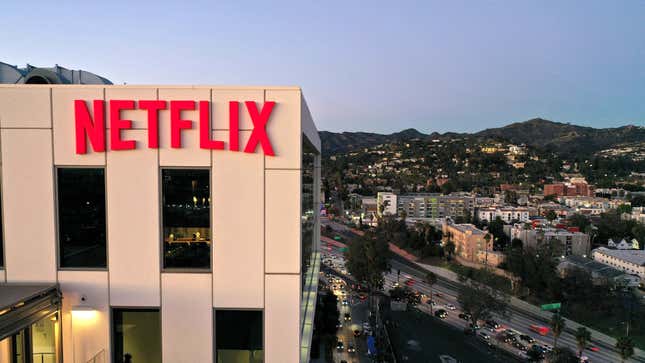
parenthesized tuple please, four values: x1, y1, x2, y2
(75, 100, 106, 154)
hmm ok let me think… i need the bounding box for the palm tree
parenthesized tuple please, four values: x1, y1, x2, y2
(425, 271, 437, 314)
(483, 233, 492, 265)
(575, 327, 591, 359)
(550, 313, 566, 349)
(615, 336, 634, 363)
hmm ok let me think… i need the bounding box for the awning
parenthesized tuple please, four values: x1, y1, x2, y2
(0, 284, 61, 341)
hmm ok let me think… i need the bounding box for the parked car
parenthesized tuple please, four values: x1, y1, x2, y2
(434, 309, 448, 319)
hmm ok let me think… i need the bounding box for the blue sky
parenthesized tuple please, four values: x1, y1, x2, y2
(3, 0, 644, 133)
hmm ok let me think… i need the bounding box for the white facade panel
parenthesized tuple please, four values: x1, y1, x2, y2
(58, 270, 110, 363)
(1, 129, 56, 282)
(161, 273, 213, 363)
(212, 130, 264, 308)
(107, 130, 160, 306)
(264, 90, 301, 169)
(0, 87, 51, 128)
(265, 274, 300, 363)
(265, 169, 300, 274)
(105, 87, 157, 130)
(210, 89, 264, 131)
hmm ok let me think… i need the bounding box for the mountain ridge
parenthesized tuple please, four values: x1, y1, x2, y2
(320, 118, 645, 156)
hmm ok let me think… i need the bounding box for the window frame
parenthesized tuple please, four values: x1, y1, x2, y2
(111, 307, 162, 363)
(213, 308, 264, 363)
(55, 166, 108, 271)
(159, 167, 212, 272)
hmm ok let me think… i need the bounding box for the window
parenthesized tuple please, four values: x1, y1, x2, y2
(162, 169, 211, 269)
(301, 140, 317, 292)
(112, 309, 161, 363)
(215, 310, 263, 362)
(57, 168, 106, 268)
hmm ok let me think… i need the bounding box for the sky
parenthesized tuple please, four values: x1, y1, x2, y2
(3, 0, 645, 134)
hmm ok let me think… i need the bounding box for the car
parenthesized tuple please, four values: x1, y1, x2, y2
(347, 344, 356, 353)
(434, 309, 448, 319)
(445, 303, 457, 310)
(469, 322, 481, 330)
(353, 329, 361, 337)
(519, 334, 535, 343)
(336, 340, 344, 351)
(458, 313, 471, 321)
(426, 299, 437, 306)
(405, 278, 415, 286)
(342, 299, 348, 305)
(479, 332, 490, 341)
(588, 346, 600, 352)
(344, 313, 351, 321)
(336, 321, 343, 328)
(358, 293, 367, 301)
(485, 320, 500, 329)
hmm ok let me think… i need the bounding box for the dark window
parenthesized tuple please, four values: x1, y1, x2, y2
(215, 310, 263, 362)
(301, 140, 317, 292)
(112, 309, 161, 363)
(57, 168, 106, 268)
(162, 169, 211, 269)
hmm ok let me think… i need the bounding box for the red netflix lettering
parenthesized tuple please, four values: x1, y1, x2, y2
(73, 99, 276, 156)
(75, 100, 106, 154)
(243, 101, 275, 156)
(109, 100, 136, 150)
(139, 100, 167, 148)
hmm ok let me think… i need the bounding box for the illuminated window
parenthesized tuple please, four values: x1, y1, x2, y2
(112, 309, 161, 363)
(57, 168, 106, 268)
(162, 169, 211, 269)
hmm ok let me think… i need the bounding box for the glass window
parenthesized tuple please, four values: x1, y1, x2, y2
(112, 309, 161, 363)
(31, 316, 56, 363)
(162, 169, 211, 269)
(215, 310, 263, 363)
(57, 168, 106, 268)
(301, 140, 317, 293)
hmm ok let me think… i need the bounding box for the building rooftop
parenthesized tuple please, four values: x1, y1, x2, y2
(593, 247, 645, 266)
(449, 223, 485, 235)
(564, 255, 625, 278)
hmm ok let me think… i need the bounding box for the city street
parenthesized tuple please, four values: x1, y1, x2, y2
(321, 218, 644, 363)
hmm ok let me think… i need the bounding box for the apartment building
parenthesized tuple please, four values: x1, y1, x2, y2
(442, 223, 491, 263)
(510, 225, 591, 257)
(376, 192, 398, 216)
(477, 207, 530, 223)
(592, 247, 645, 286)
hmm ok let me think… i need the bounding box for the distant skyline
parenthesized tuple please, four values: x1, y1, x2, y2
(3, 0, 644, 133)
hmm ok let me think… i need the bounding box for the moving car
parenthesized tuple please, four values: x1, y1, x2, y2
(458, 312, 471, 321)
(336, 340, 344, 351)
(353, 329, 361, 337)
(519, 334, 535, 343)
(588, 345, 600, 352)
(485, 320, 500, 329)
(342, 299, 348, 305)
(529, 324, 550, 336)
(347, 343, 356, 353)
(479, 332, 490, 341)
(434, 309, 448, 319)
(344, 313, 351, 321)
(445, 303, 457, 310)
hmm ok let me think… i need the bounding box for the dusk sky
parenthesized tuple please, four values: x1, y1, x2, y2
(3, 0, 644, 133)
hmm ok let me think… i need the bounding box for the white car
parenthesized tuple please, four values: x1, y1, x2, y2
(445, 304, 457, 310)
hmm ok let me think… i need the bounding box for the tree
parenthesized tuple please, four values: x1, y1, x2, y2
(546, 347, 577, 363)
(615, 336, 634, 363)
(345, 231, 390, 312)
(546, 209, 558, 223)
(425, 271, 438, 314)
(457, 268, 510, 330)
(550, 313, 566, 349)
(444, 240, 456, 260)
(574, 327, 591, 359)
(617, 204, 632, 215)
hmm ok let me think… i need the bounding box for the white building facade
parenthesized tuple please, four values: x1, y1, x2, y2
(0, 84, 321, 363)
(592, 247, 645, 286)
(477, 207, 530, 223)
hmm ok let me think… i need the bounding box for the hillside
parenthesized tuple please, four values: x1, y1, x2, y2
(320, 119, 645, 156)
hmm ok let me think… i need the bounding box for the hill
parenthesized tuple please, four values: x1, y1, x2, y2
(320, 119, 645, 156)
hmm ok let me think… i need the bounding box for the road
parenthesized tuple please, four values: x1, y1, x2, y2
(322, 237, 641, 363)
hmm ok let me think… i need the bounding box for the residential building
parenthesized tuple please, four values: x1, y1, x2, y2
(396, 193, 474, 220)
(592, 247, 645, 285)
(478, 207, 530, 223)
(510, 225, 591, 257)
(377, 192, 397, 216)
(557, 255, 640, 287)
(442, 223, 492, 263)
(0, 83, 320, 363)
(544, 181, 593, 197)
